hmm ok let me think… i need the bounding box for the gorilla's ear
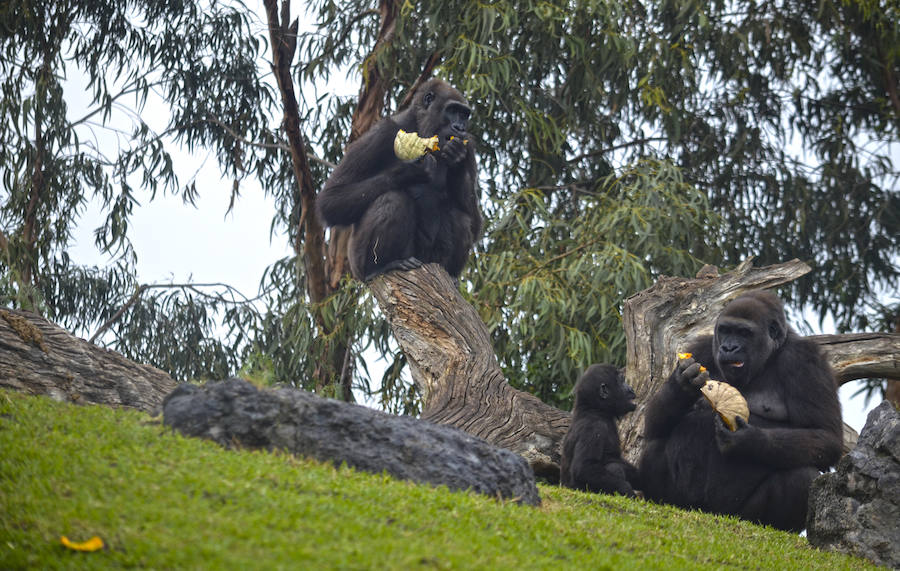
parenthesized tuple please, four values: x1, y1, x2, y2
(768, 320, 785, 345)
(598, 382, 610, 400)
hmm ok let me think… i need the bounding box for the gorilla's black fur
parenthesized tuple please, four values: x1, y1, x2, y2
(317, 79, 481, 281)
(639, 290, 843, 531)
(560, 364, 639, 497)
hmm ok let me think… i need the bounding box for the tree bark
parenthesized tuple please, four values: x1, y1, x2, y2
(0, 309, 176, 413)
(368, 264, 569, 479)
(810, 333, 900, 384)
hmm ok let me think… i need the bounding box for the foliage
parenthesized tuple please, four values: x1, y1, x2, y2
(298, 0, 898, 403)
(0, 0, 278, 378)
(471, 159, 720, 405)
(2, 0, 897, 410)
(0, 391, 876, 569)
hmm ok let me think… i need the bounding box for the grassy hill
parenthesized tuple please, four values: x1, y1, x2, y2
(0, 390, 874, 569)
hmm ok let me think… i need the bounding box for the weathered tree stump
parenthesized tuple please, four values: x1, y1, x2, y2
(0, 308, 176, 413)
(369, 264, 569, 479)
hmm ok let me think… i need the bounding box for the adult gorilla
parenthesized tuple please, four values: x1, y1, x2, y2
(317, 78, 481, 282)
(639, 290, 843, 531)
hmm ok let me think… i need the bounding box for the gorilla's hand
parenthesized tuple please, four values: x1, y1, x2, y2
(673, 357, 708, 394)
(438, 136, 468, 166)
(714, 416, 764, 456)
(393, 158, 432, 186)
(420, 152, 449, 184)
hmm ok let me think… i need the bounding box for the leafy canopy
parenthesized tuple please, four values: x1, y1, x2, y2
(2, 0, 897, 409)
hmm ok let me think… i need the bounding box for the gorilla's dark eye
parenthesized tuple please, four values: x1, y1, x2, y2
(423, 92, 435, 108)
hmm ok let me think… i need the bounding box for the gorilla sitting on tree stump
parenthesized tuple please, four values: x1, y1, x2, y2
(317, 78, 481, 282)
(639, 290, 843, 531)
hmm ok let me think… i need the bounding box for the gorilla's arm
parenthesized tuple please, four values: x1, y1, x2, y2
(317, 120, 427, 227)
(446, 150, 482, 237)
(642, 339, 714, 440)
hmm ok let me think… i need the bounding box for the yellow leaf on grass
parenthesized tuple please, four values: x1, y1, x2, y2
(61, 535, 104, 552)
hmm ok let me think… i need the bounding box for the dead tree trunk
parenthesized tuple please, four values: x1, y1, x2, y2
(368, 263, 569, 479)
(0, 309, 176, 413)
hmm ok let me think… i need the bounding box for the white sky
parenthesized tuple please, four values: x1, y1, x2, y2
(62, 1, 888, 434)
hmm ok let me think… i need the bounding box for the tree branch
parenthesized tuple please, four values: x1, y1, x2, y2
(811, 333, 900, 384)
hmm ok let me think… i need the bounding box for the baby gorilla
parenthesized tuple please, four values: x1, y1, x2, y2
(560, 364, 639, 497)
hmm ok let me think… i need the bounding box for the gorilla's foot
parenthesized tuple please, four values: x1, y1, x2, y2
(364, 257, 424, 282)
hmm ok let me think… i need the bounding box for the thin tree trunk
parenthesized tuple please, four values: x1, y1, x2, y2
(263, 0, 348, 392)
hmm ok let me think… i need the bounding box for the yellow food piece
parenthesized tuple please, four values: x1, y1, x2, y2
(699, 365, 707, 372)
(677, 352, 693, 360)
(61, 535, 104, 552)
(700, 380, 750, 431)
(393, 130, 440, 160)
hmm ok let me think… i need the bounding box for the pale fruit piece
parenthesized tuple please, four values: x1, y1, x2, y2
(393, 129, 439, 160)
(677, 352, 692, 360)
(700, 380, 750, 431)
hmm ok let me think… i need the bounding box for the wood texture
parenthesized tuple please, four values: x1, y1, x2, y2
(369, 264, 569, 479)
(810, 333, 900, 384)
(0, 309, 176, 413)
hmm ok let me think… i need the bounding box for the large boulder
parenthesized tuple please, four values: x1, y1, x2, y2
(162, 378, 541, 506)
(807, 401, 900, 567)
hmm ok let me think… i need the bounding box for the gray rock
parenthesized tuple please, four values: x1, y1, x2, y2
(807, 401, 900, 567)
(162, 378, 540, 506)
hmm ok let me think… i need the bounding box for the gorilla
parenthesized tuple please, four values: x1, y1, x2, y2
(317, 78, 481, 282)
(639, 290, 843, 531)
(560, 364, 640, 497)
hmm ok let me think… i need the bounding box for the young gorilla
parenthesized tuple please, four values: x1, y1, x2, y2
(316, 79, 481, 282)
(560, 364, 640, 497)
(639, 290, 843, 531)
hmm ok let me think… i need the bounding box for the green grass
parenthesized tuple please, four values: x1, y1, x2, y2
(0, 390, 874, 570)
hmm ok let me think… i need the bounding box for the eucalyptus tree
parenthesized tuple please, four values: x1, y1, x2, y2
(3, 0, 896, 412)
(297, 0, 897, 405)
(0, 0, 277, 380)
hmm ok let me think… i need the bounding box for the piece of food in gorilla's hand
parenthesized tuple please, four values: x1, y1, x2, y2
(700, 380, 750, 431)
(393, 129, 440, 160)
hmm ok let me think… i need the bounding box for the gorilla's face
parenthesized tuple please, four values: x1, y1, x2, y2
(713, 294, 787, 386)
(574, 364, 636, 417)
(415, 79, 472, 143)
